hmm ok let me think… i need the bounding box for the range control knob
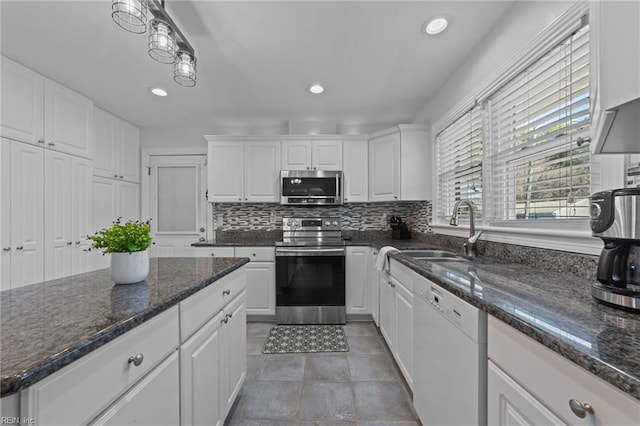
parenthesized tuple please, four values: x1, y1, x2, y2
(332, 221, 338, 226)
(325, 220, 331, 226)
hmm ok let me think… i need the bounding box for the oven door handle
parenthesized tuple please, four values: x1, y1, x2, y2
(276, 247, 346, 256)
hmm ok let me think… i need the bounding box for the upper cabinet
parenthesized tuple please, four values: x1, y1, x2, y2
(93, 107, 140, 183)
(1, 56, 93, 159)
(369, 125, 431, 202)
(343, 138, 369, 203)
(281, 139, 342, 171)
(207, 139, 281, 202)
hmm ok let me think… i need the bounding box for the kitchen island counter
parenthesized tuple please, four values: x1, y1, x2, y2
(0, 257, 249, 397)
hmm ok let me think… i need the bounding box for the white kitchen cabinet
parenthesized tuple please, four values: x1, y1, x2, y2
(72, 156, 94, 274)
(346, 246, 371, 316)
(235, 247, 276, 317)
(1, 56, 45, 145)
(44, 79, 93, 159)
(207, 140, 280, 202)
(89, 351, 180, 426)
(342, 139, 369, 202)
(93, 107, 141, 183)
(281, 139, 342, 171)
(21, 306, 180, 426)
(369, 125, 430, 202)
(91, 176, 140, 270)
(2, 139, 45, 290)
(378, 270, 395, 348)
(370, 248, 380, 326)
(179, 267, 247, 426)
(488, 316, 640, 425)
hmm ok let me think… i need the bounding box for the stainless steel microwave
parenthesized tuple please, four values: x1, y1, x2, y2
(280, 170, 342, 205)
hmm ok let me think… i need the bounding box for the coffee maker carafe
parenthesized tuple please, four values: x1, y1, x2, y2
(590, 188, 640, 310)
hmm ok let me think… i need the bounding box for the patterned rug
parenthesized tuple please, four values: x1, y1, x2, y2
(262, 325, 350, 354)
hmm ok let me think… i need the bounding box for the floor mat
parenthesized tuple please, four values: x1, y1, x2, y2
(262, 325, 349, 354)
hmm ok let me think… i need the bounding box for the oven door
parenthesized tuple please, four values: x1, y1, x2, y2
(275, 247, 346, 324)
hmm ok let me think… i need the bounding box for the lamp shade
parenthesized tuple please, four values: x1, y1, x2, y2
(148, 18, 177, 64)
(174, 51, 197, 87)
(112, 0, 148, 34)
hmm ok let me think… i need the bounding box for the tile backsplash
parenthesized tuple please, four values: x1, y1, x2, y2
(212, 201, 432, 232)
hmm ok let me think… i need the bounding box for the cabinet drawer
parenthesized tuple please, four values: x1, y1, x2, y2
(235, 247, 275, 262)
(22, 306, 179, 426)
(389, 259, 414, 292)
(488, 317, 640, 425)
(180, 267, 247, 342)
(192, 247, 235, 258)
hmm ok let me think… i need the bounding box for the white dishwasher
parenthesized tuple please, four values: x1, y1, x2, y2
(413, 274, 487, 426)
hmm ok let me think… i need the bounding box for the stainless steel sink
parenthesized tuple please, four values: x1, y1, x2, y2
(399, 250, 459, 260)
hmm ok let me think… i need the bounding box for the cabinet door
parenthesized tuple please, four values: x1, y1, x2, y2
(92, 176, 118, 270)
(343, 139, 368, 202)
(89, 352, 180, 426)
(370, 248, 380, 326)
(1, 141, 11, 290)
(244, 141, 280, 202)
(120, 120, 141, 183)
(488, 361, 567, 426)
(180, 312, 223, 426)
(369, 133, 400, 201)
(221, 291, 247, 417)
(378, 272, 395, 348)
(245, 262, 276, 315)
(281, 140, 312, 170)
(10, 141, 44, 288)
(72, 157, 93, 275)
(92, 108, 118, 179)
(346, 246, 370, 315)
(44, 80, 93, 159)
(119, 181, 140, 223)
(208, 141, 244, 202)
(394, 280, 413, 389)
(312, 140, 343, 170)
(44, 149, 73, 280)
(0, 56, 45, 145)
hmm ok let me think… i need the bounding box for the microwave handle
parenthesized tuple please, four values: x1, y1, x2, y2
(337, 174, 341, 197)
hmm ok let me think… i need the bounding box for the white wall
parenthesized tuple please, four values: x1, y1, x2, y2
(413, 1, 574, 125)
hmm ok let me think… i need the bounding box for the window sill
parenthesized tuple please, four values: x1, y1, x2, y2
(430, 224, 601, 256)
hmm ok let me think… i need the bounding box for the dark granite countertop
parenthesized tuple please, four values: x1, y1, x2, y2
(389, 253, 640, 401)
(0, 257, 249, 397)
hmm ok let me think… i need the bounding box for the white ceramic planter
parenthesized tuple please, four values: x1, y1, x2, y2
(110, 249, 149, 285)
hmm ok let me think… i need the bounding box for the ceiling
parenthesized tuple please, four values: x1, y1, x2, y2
(0, 1, 515, 130)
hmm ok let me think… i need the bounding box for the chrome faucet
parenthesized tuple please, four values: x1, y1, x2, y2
(449, 200, 483, 257)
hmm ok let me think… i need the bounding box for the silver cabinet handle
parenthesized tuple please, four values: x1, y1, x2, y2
(223, 289, 231, 296)
(226, 312, 233, 319)
(47, 142, 55, 146)
(569, 399, 594, 418)
(393, 195, 398, 199)
(37, 139, 45, 144)
(75, 241, 81, 245)
(66, 241, 72, 245)
(127, 353, 144, 366)
(3, 247, 11, 251)
(83, 248, 91, 252)
(238, 197, 242, 201)
(119, 175, 123, 179)
(222, 317, 229, 324)
(16, 246, 23, 250)
(114, 174, 119, 178)
(389, 281, 396, 288)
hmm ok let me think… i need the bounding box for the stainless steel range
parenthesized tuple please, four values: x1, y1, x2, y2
(275, 217, 346, 324)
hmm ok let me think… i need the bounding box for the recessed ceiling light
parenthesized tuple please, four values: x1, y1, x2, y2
(309, 84, 324, 94)
(151, 87, 168, 97)
(423, 16, 449, 35)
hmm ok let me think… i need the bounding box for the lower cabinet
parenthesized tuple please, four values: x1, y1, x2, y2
(370, 248, 380, 326)
(236, 247, 276, 316)
(488, 316, 640, 425)
(379, 270, 395, 348)
(346, 246, 371, 316)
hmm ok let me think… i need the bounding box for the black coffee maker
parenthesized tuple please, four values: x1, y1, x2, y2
(590, 188, 640, 310)
(389, 215, 411, 240)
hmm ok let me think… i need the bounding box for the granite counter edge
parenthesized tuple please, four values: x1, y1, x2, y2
(0, 258, 250, 398)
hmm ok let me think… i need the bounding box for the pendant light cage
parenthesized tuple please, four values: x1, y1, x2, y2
(174, 51, 197, 87)
(112, 0, 148, 34)
(148, 18, 177, 64)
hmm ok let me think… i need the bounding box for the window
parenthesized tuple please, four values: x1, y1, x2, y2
(486, 24, 592, 222)
(436, 106, 483, 222)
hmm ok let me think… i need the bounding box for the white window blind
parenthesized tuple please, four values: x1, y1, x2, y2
(436, 106, 483, 222)
(487, 24, 592, 222)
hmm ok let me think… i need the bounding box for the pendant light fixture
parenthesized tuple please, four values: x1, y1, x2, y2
(112, 0, 148, 34)
(111, 0, 198, 87)
(174, 50, 197, 87)
(148, 18, 177, 64)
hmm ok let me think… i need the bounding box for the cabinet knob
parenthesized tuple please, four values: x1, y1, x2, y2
(16, 246, 23, 250)
(119, 175, 123, 179)
(47, 142, 55, 147)
(114, 174, 119, 178)
(373, 252, 378, 255)
(66, 241, 72, 245)
(2, 247, 11, 251)
(245, 198, 248, 200)
(389, 281, 396, 288)
(211, 253, 215, 257)
(394, 196, 398, 199)
(198, 237, 205, 242)
(127, 353, 144, 367)
(83, 248, 91, 252)
(222, 317, 229, 324)
(569, 399, 594, 418)
(226, 312, 233, 319)
(75, 241, 81, 245)
(223, 289, 231, 296)
(252, 253, 256, 257)
(306, 166, 310, 170)
(37, 139, 45, 144)
(238, 198, 242, 201)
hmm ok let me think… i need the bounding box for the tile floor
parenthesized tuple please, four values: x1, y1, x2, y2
(225, 321, 420, 426)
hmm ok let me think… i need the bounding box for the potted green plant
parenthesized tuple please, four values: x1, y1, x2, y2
(89, 218, 153, 285)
